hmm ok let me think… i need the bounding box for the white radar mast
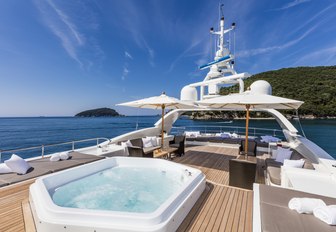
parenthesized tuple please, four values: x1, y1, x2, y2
(180, 5, 251, 103)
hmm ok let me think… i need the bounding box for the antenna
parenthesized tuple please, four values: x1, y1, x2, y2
(233, 30, 235, 69)
(220, 3, 224, 18)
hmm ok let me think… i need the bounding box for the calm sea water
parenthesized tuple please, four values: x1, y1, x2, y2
(0, 116, 335, 160)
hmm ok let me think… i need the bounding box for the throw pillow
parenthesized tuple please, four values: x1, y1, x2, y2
(50, 153, 60, 162)
(283, 159, 305, 168)
(59, 152, 70, 160)
(275, 148, 293, 163)
(4, 154, 31, 175)
(0, 163, 12, 174)
(142, 137, 153, 148)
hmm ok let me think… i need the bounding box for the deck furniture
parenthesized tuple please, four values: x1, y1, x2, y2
(229, 155, 257, 190)
(169, 135, 186, 156)
(153, 147, 178, 159)
(0, 152, 104, 187)
(265, 149, 315, 186)
(254, 184, 336, 232)
(127, 138, 161, 158)
(239, 139, 257, 157)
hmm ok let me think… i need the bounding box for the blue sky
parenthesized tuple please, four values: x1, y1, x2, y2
(0, 0, 335, 116)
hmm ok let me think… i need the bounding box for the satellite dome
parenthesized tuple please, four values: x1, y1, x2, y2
(180, 86, 197, 102)
(250, 80, 272, 95)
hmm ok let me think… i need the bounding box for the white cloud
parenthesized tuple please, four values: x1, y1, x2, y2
(125, 51, 133, 59)
(289, 3, 336, 36)
(293, 45, 336, 66)
(271, 0, 311, 11)
(34, 0, 103, 69)
(121, 66, 130, 81)
(111, 2, 155, 67)
(237, 23, 319, 58)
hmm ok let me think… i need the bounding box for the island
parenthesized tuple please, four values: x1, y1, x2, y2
(75, 108, 123, 117)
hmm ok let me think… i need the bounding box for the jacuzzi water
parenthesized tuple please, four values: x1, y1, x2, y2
(52, 166, 187, 213)
(30, 157, 206, 232)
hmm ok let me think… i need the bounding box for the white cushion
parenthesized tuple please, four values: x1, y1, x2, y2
(142, 137, 153, 148)
(284, 159, 305, 168)
(261, 135, 281, 143)
(271, 149, 278, 159)
(4, 154, 31, 175)
(185, 131, 200, 137)
(146, 136, 158, 146)
(275, 148, 292, 163)
(0, 163, 12, 174)
(125, 140, 132, 147)
(220, 133, 231, 138)
(50, 153, 61, 162)
(231, 133, 239, 138)
(121, 142, 129, 156)
(59, 152, 70, 160)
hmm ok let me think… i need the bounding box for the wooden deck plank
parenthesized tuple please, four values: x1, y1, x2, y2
(238, 191, 248, 232)
(204, 186, 229, 231)
(211, 187, 232, 231)
(196, 185, 225, 232)
(217, 185, 236, 230)
(189, 184, 222, 232)
(176, 184, 212, 232)
(245, 190, 254, 231)
(22, 199, 36, 232)
(224, 187, 240, 231)
(231, 190, 244, 231)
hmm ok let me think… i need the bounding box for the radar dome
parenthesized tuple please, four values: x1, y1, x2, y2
(250, 80, 272, 95)
(180, 86, 197, 102)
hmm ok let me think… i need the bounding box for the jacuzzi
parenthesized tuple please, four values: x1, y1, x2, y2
(29, 157, 206, 232)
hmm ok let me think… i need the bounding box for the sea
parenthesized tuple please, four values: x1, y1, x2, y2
(0, 116, 335, 161)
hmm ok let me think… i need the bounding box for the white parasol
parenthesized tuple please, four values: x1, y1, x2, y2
(197, 91, 303, 154)
(118, 92, 194, 148)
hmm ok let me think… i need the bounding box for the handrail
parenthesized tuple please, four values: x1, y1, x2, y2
(171, 125, 284, 137)
(0, 137, 110, 161)
(171, 125, 282, 132)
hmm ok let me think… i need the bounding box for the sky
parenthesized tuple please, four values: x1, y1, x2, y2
(0, 0, 335, 116)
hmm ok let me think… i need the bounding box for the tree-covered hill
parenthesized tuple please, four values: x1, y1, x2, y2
(75, 108, 122, 117)
(219, 66, 336, 117)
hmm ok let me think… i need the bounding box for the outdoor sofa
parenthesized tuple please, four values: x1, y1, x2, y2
(265, 149, 315, 186)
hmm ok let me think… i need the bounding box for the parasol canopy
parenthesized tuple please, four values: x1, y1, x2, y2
(118, 92, 194, 148)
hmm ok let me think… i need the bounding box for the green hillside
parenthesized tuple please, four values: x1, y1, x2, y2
(219, 66, 336, 118)
(75, 108, 122, 117)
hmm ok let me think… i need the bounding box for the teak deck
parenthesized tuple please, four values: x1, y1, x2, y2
(0, 145, 264, 232)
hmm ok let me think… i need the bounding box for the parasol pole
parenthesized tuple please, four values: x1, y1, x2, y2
(161, 104, 165, 149)
(245, 104, 251, 155)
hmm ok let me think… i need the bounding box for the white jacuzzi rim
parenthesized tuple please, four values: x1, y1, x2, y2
(30, 157, 206, 229)
(34, 158, 200, 218)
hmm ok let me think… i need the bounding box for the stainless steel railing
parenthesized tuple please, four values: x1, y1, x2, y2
(0, 137, 110, 162)
(170, 125, 284, 138)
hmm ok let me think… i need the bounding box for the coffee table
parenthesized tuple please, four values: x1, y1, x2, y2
(153, 147, 178, 159)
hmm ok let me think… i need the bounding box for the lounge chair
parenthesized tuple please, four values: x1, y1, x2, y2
(127, 138, 161, 158)
(239, 139, 257, 156)
(169, 135, 186, 156)
(254, 184, 336, 232)
(265, 149, 315, 186)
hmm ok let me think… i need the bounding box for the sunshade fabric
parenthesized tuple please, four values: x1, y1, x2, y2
(118, 93, 194, 110)
(117, 92, 195, 149)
